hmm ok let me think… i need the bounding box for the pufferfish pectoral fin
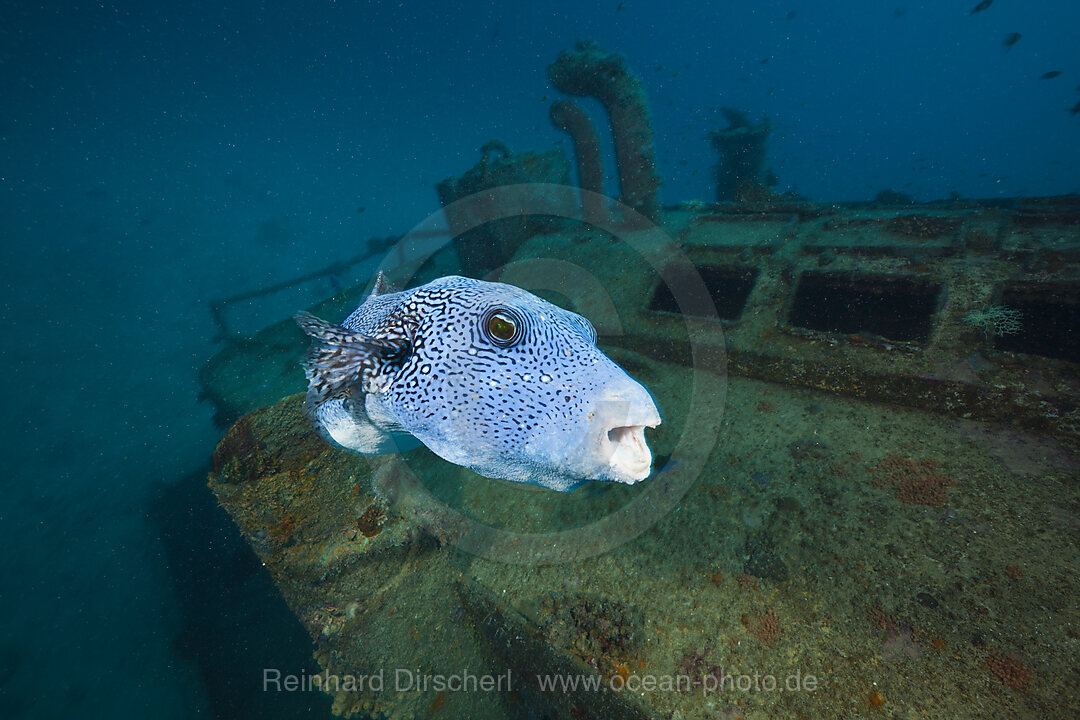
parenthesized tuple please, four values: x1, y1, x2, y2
(294, 311, 409, 411)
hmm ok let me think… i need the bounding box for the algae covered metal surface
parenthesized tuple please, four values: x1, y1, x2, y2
(201, 184, 1080, 718)
(208, 334, 1079, 719)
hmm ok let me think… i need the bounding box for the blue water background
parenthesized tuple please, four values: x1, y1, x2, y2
(1, 1, 1077, 717)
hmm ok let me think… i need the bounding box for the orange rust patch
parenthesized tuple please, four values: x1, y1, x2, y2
(986, 650, 1031, 690)
(356, 504, 386, 537)
(741, 608, 781, 644)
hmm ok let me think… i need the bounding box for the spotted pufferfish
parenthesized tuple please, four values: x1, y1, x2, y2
(295, 275, 661, 492)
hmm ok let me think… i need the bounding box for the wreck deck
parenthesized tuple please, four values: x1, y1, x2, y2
(202, 197, 1080, 719)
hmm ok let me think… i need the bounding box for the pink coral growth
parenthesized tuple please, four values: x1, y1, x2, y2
(870, 455, 955, 506)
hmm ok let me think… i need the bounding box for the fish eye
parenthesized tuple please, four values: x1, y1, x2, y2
(489, 314, 515, 340)
(481, 307, 524, 348)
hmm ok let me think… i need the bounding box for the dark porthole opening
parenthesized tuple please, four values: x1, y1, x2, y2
(649, 265, 759, 321)
(993, 283, 1080, 363)
(789, 272, 941, 343)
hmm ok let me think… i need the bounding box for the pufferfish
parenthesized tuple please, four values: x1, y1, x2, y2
(295, 275, 661, 492)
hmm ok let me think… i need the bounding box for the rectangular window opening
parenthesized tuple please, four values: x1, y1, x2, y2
(649, 265, 759, 321)
(993, 283, 1080, 363)
(789, 271, 940, 343)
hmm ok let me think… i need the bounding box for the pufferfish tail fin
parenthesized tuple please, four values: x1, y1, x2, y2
(294, 312, 409, 410)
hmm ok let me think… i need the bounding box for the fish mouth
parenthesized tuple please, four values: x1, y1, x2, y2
(605, 422, 658, 482)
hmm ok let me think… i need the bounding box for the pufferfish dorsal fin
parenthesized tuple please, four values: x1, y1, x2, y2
(368, 271, 392, 298)
(294, 311, 410, 411)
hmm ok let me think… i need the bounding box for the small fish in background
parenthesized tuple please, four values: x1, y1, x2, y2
(970, 0, 993, 15)
(328, 274, 344, 295)
(1003, 32, 1021, 48)
(1040, 71, 1062, 79)
(1070, 99, 1080, 116)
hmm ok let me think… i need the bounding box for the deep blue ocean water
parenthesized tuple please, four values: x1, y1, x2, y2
(1, 1, 1077, 717)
